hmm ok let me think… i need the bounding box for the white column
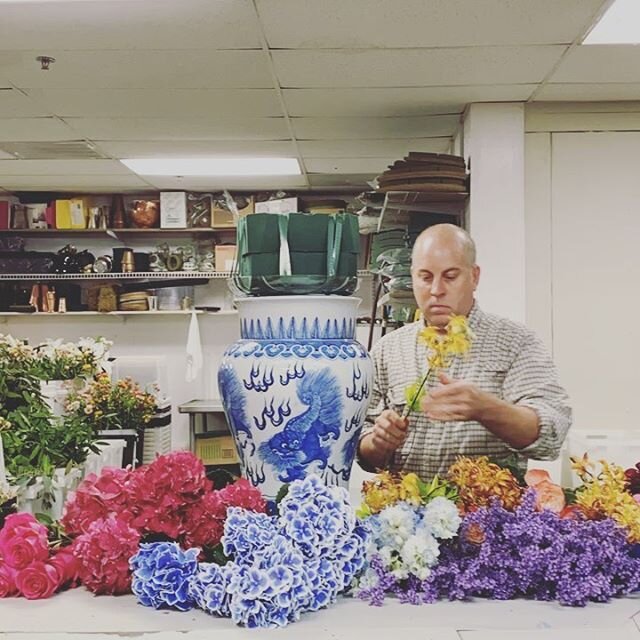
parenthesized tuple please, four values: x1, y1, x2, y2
(462, 103, 526, 323)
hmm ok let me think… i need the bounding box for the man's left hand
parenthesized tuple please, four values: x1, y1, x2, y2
(420, 372, 491, 422)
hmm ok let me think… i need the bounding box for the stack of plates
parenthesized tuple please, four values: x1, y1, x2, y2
(377, 151, 467, 193)
(119, 291, 150, 311)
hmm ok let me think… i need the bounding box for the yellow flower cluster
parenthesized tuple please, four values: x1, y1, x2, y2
(0, 416, 11, 432)
(405, 315, 474, 412)
(358, 470, 457, 517)
(572, 455, 640, 543)
(418, 314, 474, 370)
(448, 456, 523, 512)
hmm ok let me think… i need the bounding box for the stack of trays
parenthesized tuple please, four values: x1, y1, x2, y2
(119, 291, 150, 311)
(377, 151, 467, 193)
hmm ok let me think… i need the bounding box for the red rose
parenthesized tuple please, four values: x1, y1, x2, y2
(0, 563, 17, 597)
(15, 562, 59, 600)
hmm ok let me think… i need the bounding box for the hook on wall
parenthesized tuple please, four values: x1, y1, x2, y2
(35, 55, 56, 71)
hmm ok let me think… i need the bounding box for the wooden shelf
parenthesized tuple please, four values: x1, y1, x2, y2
(0, 227, 233, 236)
(0, 310, 238, 318)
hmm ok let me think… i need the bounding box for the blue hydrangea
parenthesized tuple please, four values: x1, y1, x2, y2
(189, 562, 232, 617)
(225, 534, 311, 628)
(222, 508, 279, 559)
(130, 542, 199, 611)
(278, 475, 355, 558)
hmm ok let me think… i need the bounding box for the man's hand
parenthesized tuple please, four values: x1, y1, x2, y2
(371, 409, 409, 456)
(421, 372, 490, 422)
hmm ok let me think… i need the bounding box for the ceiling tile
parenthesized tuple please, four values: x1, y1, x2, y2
(0, 174, 151, 192)
(64, 118, 289, 141)
(283, 86, 536, 117)
(305, 158, 394, 173)
(257, 0, 606, 48)
(94, 139, 298, 159)
(1, 51, 273, 90)
(293, 115, 458, 139)
(551, 45, 640, 83)
(0, 159, 131, 176)
(272, 47, 567, 88)
(298, 138, 451, 157)
(0, 118, 78, 142)
(25, 89, 284, 118)
(0, 0, 261, 50)
(143, 175, 308, 191)
(535, 84, 640, 101)
(0, 88, 51, 117)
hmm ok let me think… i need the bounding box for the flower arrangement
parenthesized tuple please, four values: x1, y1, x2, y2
(58, 451, 266, 596)
(0, 512, 79, 599)
(354, 471, 461, 605)
(357, 457, 640, 608)
(130, 475, 369, 628)
(65, 373, 157, 433)
(31, 337, 112, 381)
(404, 315, 473, 417)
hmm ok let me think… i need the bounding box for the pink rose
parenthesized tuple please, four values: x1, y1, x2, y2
(15, 562, 59, 599)
(0, 513, 49, 570)
(49, 547, 80, 589)
(0, 563, 17, 597)
(524, 469, 552, 488)
(533, 479, 566, 514)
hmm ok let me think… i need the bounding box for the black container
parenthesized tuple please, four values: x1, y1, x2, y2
(133, 252, 150, 272)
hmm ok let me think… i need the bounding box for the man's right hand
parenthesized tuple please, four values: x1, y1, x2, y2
(370, 409, 409, 456)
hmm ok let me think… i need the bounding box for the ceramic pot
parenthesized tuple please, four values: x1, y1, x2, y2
(218, 295, 373, 499)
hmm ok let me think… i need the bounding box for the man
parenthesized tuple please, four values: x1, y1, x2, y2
(357, 224, 571, 479)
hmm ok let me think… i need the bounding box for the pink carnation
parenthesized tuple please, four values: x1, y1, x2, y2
(61, 467, 133, 536)
(72, 516, 140, 595)
(0, 513, 49, 570)
(15, 562, 59, 600)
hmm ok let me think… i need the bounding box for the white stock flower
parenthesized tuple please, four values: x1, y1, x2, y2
(419, 497, 461, 540)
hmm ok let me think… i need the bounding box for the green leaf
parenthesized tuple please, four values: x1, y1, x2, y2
(275, 483, 290, 505)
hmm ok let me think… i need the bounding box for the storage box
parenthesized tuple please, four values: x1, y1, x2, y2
(195, 434, 240, 466)
(254, 197, 299, 214)
(69, 197, 89, 229)
(160, 191, 188, 228)
(211, 196, 254, 228)
(215, 245, 237, 272)
(55, 200, 72, 229)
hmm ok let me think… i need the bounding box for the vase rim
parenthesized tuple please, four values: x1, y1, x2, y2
(235, 295, 361, 304)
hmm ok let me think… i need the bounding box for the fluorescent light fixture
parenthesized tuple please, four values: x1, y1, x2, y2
(583, 0, 640, 44)
(121, 157, 301, 177)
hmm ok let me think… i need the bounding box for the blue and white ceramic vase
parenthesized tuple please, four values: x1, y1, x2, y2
(218, 295, 373, 499)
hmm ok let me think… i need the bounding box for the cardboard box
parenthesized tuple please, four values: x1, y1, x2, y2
(254, 197, 299, 214)
(214, 245, 237, 272)
(160, 191, 188, 228)
(195, 434, 240, 466)
(55, 200, 72, 229)
(211, 195, 254, 228)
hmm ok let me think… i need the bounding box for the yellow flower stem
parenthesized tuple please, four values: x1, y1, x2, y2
(402, 367, 432, 420)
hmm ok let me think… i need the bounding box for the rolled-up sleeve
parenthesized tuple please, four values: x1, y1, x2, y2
(502, 332, 572, 460)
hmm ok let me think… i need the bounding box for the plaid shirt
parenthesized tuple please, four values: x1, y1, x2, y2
(360, 302, 572, 480)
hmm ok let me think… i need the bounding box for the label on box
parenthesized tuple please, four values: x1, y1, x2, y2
(160, 192, 187, 228)
(254, 197, 299, 214)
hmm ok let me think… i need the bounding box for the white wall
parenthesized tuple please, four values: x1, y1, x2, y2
(525, 103, 640, 434)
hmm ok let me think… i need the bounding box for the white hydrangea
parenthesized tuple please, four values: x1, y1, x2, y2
(419, 496, 461, 540)
(376, 502, 418, 550)
(400, 532, 441, 580)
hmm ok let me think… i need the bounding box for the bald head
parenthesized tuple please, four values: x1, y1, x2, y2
(410, 224, 480, 326)
(412, 224, 476, 268)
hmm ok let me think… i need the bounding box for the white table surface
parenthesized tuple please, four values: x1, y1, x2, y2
(0, 588, 638, 640)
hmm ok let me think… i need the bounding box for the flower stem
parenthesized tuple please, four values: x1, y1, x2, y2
(402, 368, 431, 420)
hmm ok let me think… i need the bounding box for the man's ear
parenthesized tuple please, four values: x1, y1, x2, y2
(472, 264, 480, 290)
